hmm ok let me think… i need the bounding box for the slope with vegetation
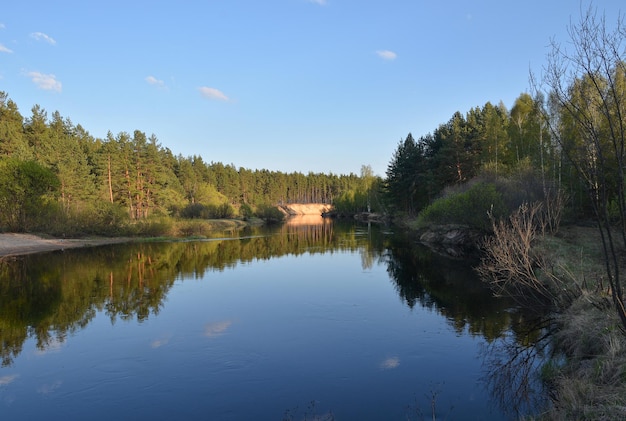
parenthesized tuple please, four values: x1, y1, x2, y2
(381, 6, 626, 419)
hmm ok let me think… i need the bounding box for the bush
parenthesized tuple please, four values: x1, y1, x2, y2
(180, 203, 209, 219)
(416, 182, 507, 231)
(130, 216, 175, 237)
(239, 203, 253, 220)
(255, 204, 285, 223)
(180, 202, 235, 219)
(210, 203, 235, 219)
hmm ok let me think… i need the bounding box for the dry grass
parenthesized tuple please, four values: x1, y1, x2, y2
(541, 298, 626, 420)
(527, 225, 626, 420)
(536, 225, 614, 292)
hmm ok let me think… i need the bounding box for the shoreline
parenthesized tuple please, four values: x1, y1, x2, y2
(0, 233, 133, 258)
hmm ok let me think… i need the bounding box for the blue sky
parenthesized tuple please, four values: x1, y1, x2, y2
(0, 1, 623, 176)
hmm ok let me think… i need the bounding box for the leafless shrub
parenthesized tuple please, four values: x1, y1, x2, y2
(541, 187, 568, 235)
(478, 202, 580, 309)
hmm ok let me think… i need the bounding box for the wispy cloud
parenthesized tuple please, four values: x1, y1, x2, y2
(198, 86, 229, 101)
(376, 50, 397, 60)
(308, 0, 327, 5)
(27, 71, 62, 92)
(0, 23, 6, 29)
(30, 32, 56, 45)
(0, 43, 13, 53)
(145, 75, 166, 88)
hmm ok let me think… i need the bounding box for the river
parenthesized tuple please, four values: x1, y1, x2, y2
(0, 216, 548, 420)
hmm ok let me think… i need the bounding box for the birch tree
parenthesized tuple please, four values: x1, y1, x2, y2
(537, 5, 626, 329)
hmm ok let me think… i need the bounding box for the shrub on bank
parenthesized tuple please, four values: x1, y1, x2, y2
(180, 202, 235, 219)
(416, 182, 507, 231)
(255, 204, 285, 223)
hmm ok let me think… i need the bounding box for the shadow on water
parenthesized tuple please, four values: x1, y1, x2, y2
(0, 216, 551, 418)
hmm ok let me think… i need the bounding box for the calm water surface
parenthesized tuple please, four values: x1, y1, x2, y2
(0, 217, 546, 420)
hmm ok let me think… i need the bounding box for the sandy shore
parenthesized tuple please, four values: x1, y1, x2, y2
(0, 233, 132, 258)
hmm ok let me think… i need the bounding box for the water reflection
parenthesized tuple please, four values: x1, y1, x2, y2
(384, 232, 515, 340)
(2, 218, 519, 363)
(0, 216, 548, 418)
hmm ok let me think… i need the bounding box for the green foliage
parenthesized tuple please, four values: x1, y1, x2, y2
(180, 203, 210, 219)
(128, 216, 175, 237)
(255, 204, 285, 223)
(0, 158, 60, 232)
(333, 190, 367, 213)
(416, 182, 507, 231)
(180, 202, 235, 219)
(239, 203, 253, 220)
(384, 133, 428, 215)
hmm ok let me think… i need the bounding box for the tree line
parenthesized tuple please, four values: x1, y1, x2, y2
(384, 93, 569, 217)
(384, 7, 626, 335)
(0, 93, 373, 233)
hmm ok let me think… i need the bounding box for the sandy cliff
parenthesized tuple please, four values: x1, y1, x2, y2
(277, 203, 332, 216)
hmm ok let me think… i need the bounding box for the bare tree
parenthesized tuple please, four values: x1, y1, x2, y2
(533, 4, 626, 330)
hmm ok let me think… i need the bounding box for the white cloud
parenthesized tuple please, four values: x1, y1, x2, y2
(0, 43, 13, 53)
(199, 86, 229, 101)
(27, 71, 62, 92)
(0, 23, 5, 29)
(145, 75, 166, 88)
(376, 50, 397, 60)
(31, 32, 56, 45)
(308, 0, 327, 4)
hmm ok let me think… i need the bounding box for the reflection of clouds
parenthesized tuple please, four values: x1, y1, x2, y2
(380, 356, 400, 369)
(38, 380, 62, 395)
(204, 320, 233, 338)
(151, 335, 171, 349)
(0, 374, 19, 386)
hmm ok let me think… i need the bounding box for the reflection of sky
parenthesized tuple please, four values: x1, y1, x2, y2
(0, 244, 511, 420)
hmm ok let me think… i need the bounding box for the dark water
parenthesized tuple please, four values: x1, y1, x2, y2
(0, 217, 547, 420)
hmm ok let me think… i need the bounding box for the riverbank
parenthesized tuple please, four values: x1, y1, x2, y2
(0, 218, 264, 258)
(422, 220, 626, 419)
(406, 217, 626, 418)
(0, 233, 133, 258)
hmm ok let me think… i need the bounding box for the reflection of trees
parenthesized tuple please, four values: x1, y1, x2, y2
(384, 233, 516, 341)
(480, 315, 553, 419)
(0, 219, 386, 366)
(384, 232, 554, 416)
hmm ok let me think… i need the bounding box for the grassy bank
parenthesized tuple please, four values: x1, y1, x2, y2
(530, 225, 626, 420)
